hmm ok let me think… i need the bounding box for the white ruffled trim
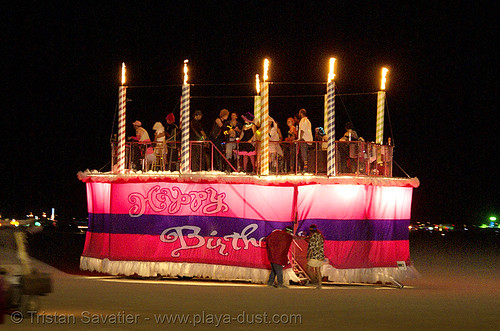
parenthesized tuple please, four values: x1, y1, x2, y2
(80, 257, 299, 284)
(77, 169, 419, 188)
(80, 256, 418, 285)
(321, 264, 420, 283)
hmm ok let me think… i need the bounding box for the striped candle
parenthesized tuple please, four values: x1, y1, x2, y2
(326, 81, 336, 176)
(254, 95, 261, 172)
(116, 85, 127, 173)
(180, 83, 190, 173)
(259, 82, 269, 175)
(323, 95, 328, 137)
(254, 95, 261, 128)
(376, 91, 386, 144)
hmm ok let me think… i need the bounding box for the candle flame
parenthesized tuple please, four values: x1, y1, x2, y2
(381, 67, 389, 90)
(263, 58, 270, 82)
(121, 62, 126, 85)
(183, 59, 189, 85)
(255, 74, 260, 94)
(328, 57, 336, 83)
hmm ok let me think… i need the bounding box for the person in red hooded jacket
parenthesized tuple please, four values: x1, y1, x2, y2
(265, 226, 294, 288)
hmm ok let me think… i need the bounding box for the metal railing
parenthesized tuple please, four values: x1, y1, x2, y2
(111, 140, 393, 177)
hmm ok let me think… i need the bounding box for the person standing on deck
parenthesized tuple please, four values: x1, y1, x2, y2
(209, 108, 230, 171)
(297, 108, 313, 172)
(129, 120, 151, 170)
(223, 111, 242, 171)
(190, 110, 209, 171)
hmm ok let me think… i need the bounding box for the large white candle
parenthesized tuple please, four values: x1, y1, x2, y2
(259, 59, 270, 175)
(326, 58, 336, 176)
(180, 60, 191, 173)
(376, 68, 389, 144)
(116, 62, 127, 173)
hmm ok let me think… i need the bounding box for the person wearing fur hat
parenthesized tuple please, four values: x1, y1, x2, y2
(306, 224, 326, 289)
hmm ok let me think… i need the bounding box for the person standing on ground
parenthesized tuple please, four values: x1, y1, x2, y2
(265, 225, 294, 288)
(306, 224, 326, 289)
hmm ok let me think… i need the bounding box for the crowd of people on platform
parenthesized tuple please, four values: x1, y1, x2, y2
(125, 107, 363, 173)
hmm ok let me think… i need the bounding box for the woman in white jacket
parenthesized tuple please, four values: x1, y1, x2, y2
(269, 117, 283, 172)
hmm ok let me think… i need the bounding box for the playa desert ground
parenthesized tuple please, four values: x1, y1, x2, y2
(1, 229, 499, 330)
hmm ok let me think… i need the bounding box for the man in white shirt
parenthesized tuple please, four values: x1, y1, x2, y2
(129, 120, 151, 170)
(297, 108, 313, 171)
(131, 120, 151, 141)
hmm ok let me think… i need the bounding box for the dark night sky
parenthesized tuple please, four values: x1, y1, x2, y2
(2, 2, 498, 224)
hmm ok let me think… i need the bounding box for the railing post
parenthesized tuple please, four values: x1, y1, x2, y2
(111, 141, 115, 171)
